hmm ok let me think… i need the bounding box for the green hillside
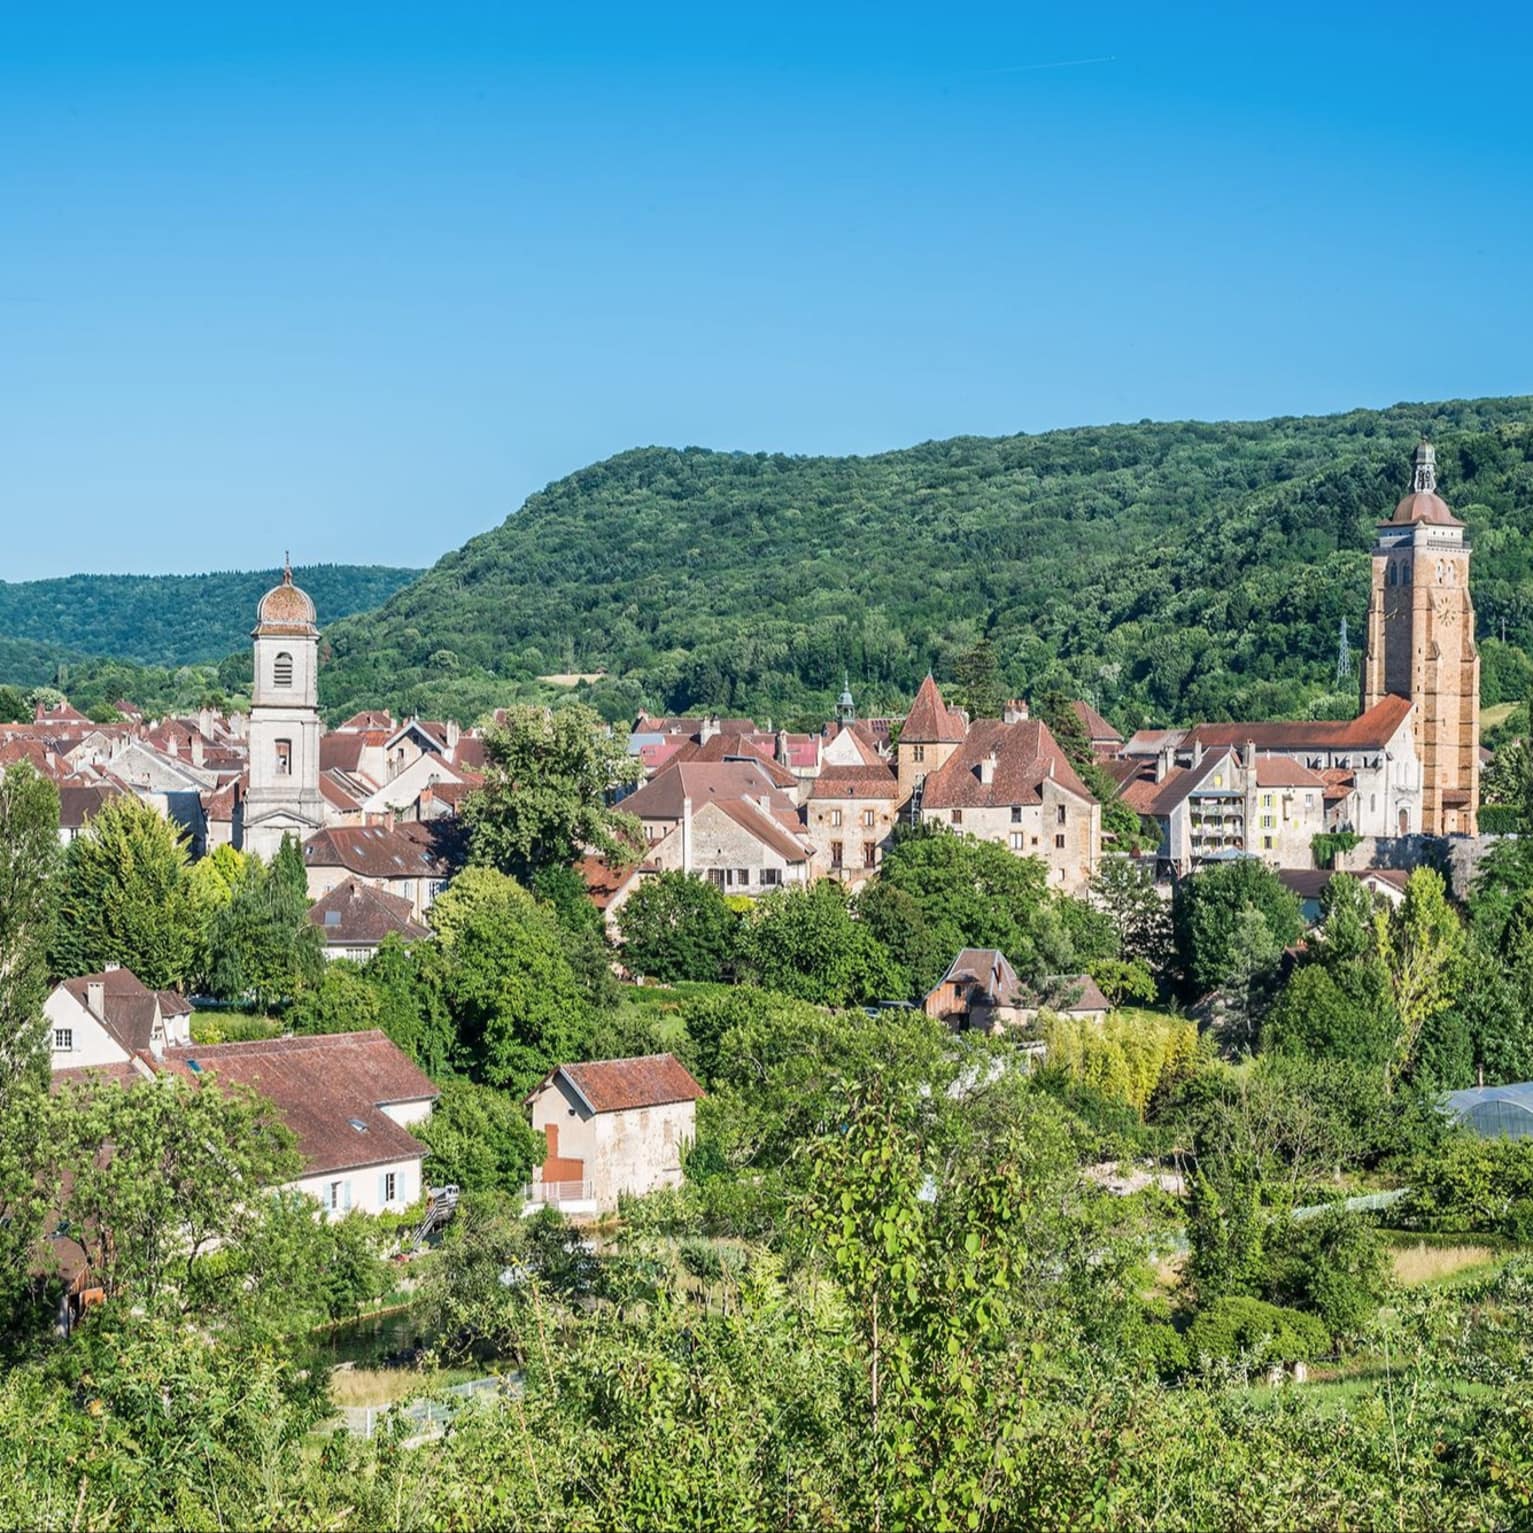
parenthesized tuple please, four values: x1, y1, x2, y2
(0, 564, 420, 669)
(318, 397, 1533, 729)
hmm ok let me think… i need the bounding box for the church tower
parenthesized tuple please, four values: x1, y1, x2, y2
(1361, 440, 1480, 834)
(240, 559, 326, 859)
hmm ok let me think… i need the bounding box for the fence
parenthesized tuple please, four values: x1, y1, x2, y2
(339, 1373, 520, 1441)
(522, 1179, 594, 1207)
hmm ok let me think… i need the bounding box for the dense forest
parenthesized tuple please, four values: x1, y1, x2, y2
(316, 396, 1533, 727)
(0, 564, 419, 669)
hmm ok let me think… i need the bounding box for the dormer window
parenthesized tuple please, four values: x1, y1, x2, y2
(274, 652, 294, 687)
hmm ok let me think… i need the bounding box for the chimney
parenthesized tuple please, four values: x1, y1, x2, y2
(86, 981, 105, 1017)
(1192, 738, 1204, 767)
(165, 733, 179, 757)
(700, 715, 720, 744)
(681, 795, 693, 873)
(385, 809, 396, 833)
(978, 752, 997, 786)
(776, 729, 791, 767)
(1243, 738, 1256, 771)
(1157, 743, 1175, 782)
(1003, 699, 1029, 724)
(199, 707, 215, 738)
(445, 719, 461, 751)
(190, 733, 205, 768)
(104, 961, 120, 972)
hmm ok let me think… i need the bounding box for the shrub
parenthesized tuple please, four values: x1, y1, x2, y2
(1185, 1296, 1330, 1368)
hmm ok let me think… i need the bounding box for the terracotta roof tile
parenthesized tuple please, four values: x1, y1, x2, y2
(161, 1031, 437, 1176)
(536, 1053, 704, 1113)
(806, 763, 901, 800)
(302, 821, 462, 879)
(1183, 696, 1413, 754)
(308, 878, 430, 946)
(920, 719, 1096, 810)
(902, 675, 967, 744)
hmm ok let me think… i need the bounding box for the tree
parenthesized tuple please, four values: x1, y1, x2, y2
(362, 934, 458, 1076)
(1468, 833, 1533, 948)
(1261, 961, 1398, 1071)
(874, 826, 1066, 990)
(287, 961, 382, 1036)
(733, 881, 902, 1007)
(0, 764, 59, 1092)
(463, 704, 641, 880)
(1172, 859, 1302, 998)
(43, 1075, 300, 1305)
(52, 794, 201, 989)
(953, 638, 1005, 721)
(1377, 868, 1465, 1090)
(206, 836, 325, 1011)
(414, 1078, 540, 1193)
(429, 867, 593, 1094)
(1091, 856, 1173, 970)
(618, 871, 737, 982)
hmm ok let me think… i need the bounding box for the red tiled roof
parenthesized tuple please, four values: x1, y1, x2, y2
(710, 796, 813, 864)
(1070, 700, 1123, 744)
(57, 968, 166, 1054)
(57, 783, 122, 830)
(920, 719, 1096, 810)
(308, 878, 430, 946)
(535, 1053, 704, 1113)
(336, 711, 395, 732)
(665, 732, 798, 788)
(450, 737, 487, 772)
(1388, 489, 1463, 528)
(902, 675, 967, 744)
(1183, 696, 1413, 754)
(162, 1032, 436, 1176)
(806, 764, 900, 800)
(623, 761, 798, 822)
(574, 854, 640, 911)
(302, 821, 461, 879)
(320, 734, 367, 773)
(1255, 757, 1326, 789)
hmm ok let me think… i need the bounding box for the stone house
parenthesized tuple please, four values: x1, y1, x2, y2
(307, 877, 431, 961)
(804, 719, 901, 885)
(915, 715, 1102, 894)
(301, 820, 461, 918)
(619, 762, 814, 898)
(896, 674, 968, 800)
(524, 1053, 705, 1214)
(922, 948, 1110, 1033)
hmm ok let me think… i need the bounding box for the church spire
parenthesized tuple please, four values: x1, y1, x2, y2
(1412, 437, 1437, 495)
(282, 550, 294, 584)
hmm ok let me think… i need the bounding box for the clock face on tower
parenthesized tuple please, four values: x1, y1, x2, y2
(1434, 596, 1459, 625)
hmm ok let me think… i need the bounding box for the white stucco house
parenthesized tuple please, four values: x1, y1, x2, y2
(159, 1031, 439, 1218)
(524, 1053, 705, 1215)
(45, 966, 191, 1077)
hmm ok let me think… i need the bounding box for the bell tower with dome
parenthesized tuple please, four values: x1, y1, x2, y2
(1361, 439, 1480, 835)
(240, 557, 326, 860)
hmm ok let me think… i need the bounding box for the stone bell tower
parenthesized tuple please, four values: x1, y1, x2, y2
(240, 557, 326, 859)
(1361, 440, 1479, 834)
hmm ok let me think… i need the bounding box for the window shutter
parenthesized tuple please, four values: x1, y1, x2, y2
(378, 1172, 388, 1207)
(342, 1180, 352, 1211)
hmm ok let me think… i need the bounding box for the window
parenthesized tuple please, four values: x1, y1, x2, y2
(829, 808, 843, 828)
(1054, 834, 1066, 850)
(707, 869, 726, 889)
(862, 808, 876, 829)
(736, 868, 750, 887)
(1010, 831, 1024, 851)
(383, 1172, 397, 1202)
(275, 738, 292, 776)
(1010, 805, 1022, 823)
(863, 843, 877, 869)
(1263, 836, 1274, 850)
(1262, 793, 1273, 809)
(1031, 836, 1039, 847)
(912, 745, 925, 763)
(273, 651, 294, 687)
(950, 809, 962, 825)
(1056, 805, 1067, 825)
(1261, 814, 1274, 829)
(760, 868, 782, 887)
(328, 1181, 347, 1212)
(53, 1027, 73, 1052)
(830, 840, 844, 868)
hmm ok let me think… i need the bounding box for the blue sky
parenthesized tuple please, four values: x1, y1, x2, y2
(2, 2, 1531, 579)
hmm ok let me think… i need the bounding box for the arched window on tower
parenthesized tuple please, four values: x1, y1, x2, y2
(1388, 564, 1397, 587)
(1402, 562, 1411, 584)
(274, 651, 294, 687)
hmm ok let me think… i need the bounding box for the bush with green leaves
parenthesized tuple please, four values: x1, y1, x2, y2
(618, 869, 738, 983)
(1399, 1133, 1533, 1238)
(1185, 1295, 1331, 1368)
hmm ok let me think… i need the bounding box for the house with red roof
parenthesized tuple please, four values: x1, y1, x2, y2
(804, 719, 901, 885)
(618, 760, 814, 900)
(524, 1053, 704, 1213)
(44, 965, 191, 1076)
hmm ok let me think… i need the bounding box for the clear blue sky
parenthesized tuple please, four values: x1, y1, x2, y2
(3, 1, 1530, 579)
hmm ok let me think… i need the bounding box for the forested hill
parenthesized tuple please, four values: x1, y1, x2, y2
(313, 396, 1533, 729)
(0, 564, 420, 669)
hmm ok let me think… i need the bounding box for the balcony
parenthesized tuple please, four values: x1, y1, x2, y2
(520, 1179, 598, 1217)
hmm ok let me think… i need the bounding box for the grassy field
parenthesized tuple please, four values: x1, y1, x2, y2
(1390, 1240, 1500, 1287)
(1482, 701, 1518, 730)
(330, 1364, 479, 1409)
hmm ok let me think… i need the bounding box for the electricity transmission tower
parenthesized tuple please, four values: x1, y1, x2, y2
(1335, 617, 1352, 688)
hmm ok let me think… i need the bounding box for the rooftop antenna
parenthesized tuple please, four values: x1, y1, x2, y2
(1335, 616, 1352, 688)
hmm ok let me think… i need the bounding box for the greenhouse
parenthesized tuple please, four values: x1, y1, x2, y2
(1442, 1082, 1533, 1140)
